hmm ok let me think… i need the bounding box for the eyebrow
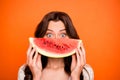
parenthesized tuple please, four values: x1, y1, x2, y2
(47, 29, 66, 32)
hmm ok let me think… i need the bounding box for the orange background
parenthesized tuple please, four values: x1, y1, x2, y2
(0, 0, 120, 80)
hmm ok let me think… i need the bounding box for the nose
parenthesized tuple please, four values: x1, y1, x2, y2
(54, 34, 61, 39)
(54, 34, 58, 39)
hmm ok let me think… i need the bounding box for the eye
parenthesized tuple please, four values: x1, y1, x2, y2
(46, 33, 53, 38)
(60, 33, 67, 38)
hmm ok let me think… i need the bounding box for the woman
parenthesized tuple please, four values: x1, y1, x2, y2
(18, 11, 94, 80)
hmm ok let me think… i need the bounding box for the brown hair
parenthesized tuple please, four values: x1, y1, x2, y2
(24, 11, 83, 80)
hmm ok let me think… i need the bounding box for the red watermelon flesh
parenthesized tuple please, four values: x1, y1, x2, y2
(29, 37, 82, 58)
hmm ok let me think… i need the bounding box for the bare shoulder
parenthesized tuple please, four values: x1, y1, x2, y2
(18, 64, 27, 80)
(82, 64, 94, 80)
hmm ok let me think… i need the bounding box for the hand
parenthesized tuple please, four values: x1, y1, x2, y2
(27, 44, 42, 80)
(71, 42, 86, 79)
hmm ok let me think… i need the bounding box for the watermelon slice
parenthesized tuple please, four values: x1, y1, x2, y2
(29, 37, 82, 58)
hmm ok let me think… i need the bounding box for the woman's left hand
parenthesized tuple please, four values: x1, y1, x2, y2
(71, 42, 86, 80)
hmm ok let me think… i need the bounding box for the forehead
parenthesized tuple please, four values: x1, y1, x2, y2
(48, 21, 65, 30)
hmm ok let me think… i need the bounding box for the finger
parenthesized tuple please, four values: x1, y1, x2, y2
(37, 54, 41, 63)
(37, 54, 42, 68)
(80, 42, 86, 57)
(33, 50, 38, 65)
(71, 54, 76, 71)
(72, 54, 76, 63)
(78, 48, 86, 65)
(80, 43, 86, 64)
(27, 44, 33, 57)
(76, 49, 81, 65)
(27, 48, 36, 65)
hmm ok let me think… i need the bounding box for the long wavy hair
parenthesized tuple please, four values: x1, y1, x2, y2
(24, 11, 83, 80)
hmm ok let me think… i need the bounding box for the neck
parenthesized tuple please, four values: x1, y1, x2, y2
(46, 58, 64, 69)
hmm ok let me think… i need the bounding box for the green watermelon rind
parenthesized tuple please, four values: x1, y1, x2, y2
(29, 37, 82, 58)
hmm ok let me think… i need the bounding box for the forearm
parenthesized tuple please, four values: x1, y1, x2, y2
(33, 76, 41, 80)
(33, 74, 41, 80)
(70, 71, 83, 80)
(70, 76, 80, 80)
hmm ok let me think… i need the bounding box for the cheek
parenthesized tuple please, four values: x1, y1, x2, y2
(62, 36, 69, 39)
(43, 36, 46, 38)
(66, 36, 69, 39)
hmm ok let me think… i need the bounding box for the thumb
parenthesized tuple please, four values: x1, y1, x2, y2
(37, 54, 42, 68)
(71, 54, 76, 71)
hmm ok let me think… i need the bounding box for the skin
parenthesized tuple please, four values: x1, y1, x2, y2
(27, 21, 86, 80)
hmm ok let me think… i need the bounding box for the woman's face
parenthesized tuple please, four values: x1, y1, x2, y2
(44, 20, 69, 39)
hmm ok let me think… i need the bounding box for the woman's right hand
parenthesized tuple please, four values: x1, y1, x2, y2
(27, 44, 42, 80)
